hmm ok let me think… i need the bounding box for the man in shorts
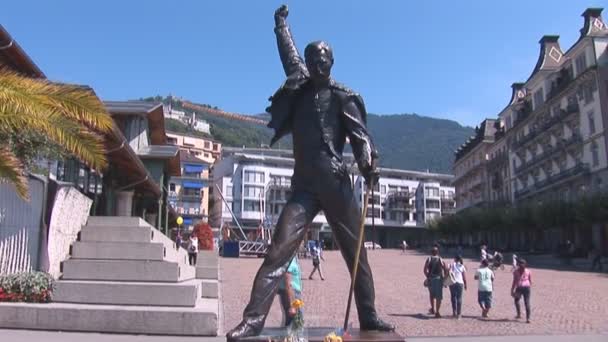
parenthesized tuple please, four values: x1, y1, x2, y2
(475, 259, 495, 318)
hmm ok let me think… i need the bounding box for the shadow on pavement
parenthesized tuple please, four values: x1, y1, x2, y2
(388, 313, 433, 320)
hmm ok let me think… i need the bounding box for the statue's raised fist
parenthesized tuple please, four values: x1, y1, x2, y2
(274, 5, 288, 19)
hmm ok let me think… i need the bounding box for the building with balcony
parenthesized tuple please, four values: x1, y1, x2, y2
(503, 8, 608, 204)
(453, 8, 608, 211)
(453, 119, 497, 211)
(212, 147, 455, 248)
(166, 131, 221, 164)
(168, 153, 210, 230)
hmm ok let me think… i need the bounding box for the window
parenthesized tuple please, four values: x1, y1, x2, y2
(213, 144, 219, 151)
(506, 115, 512, 129)
(588, 111, 596, 134)
(584, 83, 594, 105)
(226, 185, 233, 196)
(552, 105, 561, 117)
(575, 52, 587, 76)
(204, 141, 211, 149)
(425, 187, 439, 197)
(244, 171, 265, 183)
(533, 88, 544, 109)
(244, 185, 263, 198)
(381, 185, 386, 194)
(426, 200, 440, 209)
(591, 142, 599, 167)
(244, 200, 261, 212)
(169, 183, 175, 191)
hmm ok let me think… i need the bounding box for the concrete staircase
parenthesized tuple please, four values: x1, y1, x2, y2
(0, 216, 220, 336)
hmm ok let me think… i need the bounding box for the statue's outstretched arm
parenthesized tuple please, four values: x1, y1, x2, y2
(274, 5, 308, 77)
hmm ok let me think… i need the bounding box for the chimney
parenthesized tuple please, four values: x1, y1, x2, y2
(580, 8, 606, 37)
(509, 82, 526, 105)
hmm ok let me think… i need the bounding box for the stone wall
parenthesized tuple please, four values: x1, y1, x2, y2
(44, 186, 92, 278)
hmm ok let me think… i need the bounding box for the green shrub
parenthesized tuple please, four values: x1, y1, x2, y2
(0, 271, 54, 303)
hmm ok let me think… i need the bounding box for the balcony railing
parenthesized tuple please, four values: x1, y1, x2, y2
(180, 194, 202, 202)
(514, 134, 582, 175)
(514, 162, 590, 199)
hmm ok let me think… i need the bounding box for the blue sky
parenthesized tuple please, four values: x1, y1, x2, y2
(1, 1, 603, 127)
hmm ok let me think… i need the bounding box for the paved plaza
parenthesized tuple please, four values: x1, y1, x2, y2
(220, 250, 608, 338)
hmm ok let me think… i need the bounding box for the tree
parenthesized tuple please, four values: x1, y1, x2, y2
(0, 69, 113, 199)
(193, 222, 214, 251)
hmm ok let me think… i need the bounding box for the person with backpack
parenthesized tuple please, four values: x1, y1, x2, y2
(308, 241, 325, 280)
(423, 246, 447, 318)
(447, 255, 467, 319)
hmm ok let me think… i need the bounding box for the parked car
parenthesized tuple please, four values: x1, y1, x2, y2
(364, 241, 382, 249)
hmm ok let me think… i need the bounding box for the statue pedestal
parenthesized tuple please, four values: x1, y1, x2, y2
(236, 327, 404, 342)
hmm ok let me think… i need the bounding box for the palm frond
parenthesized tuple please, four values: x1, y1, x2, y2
(0, 69, 113, 133)
(0, 146, 29, 200)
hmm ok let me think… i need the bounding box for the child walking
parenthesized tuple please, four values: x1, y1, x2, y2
(474, 259, 495, 318)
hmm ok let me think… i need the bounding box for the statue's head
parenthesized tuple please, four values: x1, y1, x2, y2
(305, 40, 333, 82)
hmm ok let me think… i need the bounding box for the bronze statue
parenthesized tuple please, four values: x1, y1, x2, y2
(226, 5, 394, 339)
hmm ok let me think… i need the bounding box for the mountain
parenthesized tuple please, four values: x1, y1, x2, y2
(366, 113, 473, 173)
(151, 97, 473, 174)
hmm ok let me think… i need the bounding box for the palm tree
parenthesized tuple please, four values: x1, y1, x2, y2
(0, 69, 113, 200)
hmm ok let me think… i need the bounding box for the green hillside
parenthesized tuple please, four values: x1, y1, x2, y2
(146, 96, 473, 174)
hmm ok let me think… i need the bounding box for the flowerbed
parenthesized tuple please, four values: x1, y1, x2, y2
(0, 271, 54, 303)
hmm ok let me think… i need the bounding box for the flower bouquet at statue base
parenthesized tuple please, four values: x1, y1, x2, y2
(286, 299, 307, 342)
(323, 326, 350, 342)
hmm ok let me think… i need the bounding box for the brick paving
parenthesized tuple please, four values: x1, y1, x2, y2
(220, 250, 608, 338)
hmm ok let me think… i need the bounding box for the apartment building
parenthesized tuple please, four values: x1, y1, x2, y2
(167, 153, 210, 230)
(453, 8, 608, 208)
(166, 131, 221, 164)
(212, 147, 455, 247)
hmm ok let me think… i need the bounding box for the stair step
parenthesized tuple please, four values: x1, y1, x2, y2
(80, 225, 153, 243)
(201, 280, 219, 298)
(71, 241, 165, 260)
(87, 216, 149, 227)
(196, 266, 219, 280)
(53, 279, 202, 307)
(61, 259, 195, 282)
(0, 300, 218, 336)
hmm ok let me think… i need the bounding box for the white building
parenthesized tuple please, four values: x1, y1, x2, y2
(212, 147, 455, 248)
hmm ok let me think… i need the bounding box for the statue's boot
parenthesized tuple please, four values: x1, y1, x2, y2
(226, 317, 264, 341)
(360, 314, 395, 332)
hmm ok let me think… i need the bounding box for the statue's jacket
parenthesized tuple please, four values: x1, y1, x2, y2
(265, 25, 377, 175)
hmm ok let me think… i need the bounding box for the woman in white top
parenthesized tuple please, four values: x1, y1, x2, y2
(188, 234, 199, 266)
(448, 255, 468, 319)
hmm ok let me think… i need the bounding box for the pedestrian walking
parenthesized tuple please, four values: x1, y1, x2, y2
(175, 230, 183, 250)
(188, 233, 199, 266)
(511, 259, 532, 323)
(277, 256, 303, 326)
(475, 259, 495, 318)
(590, 245, 603, 272)
(401, 240, 408, 254)
(308, 242, 325, 280)
(448, 255, 467, 319)
(424, 246, 446, 318)
(480, 244, 488, 262)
